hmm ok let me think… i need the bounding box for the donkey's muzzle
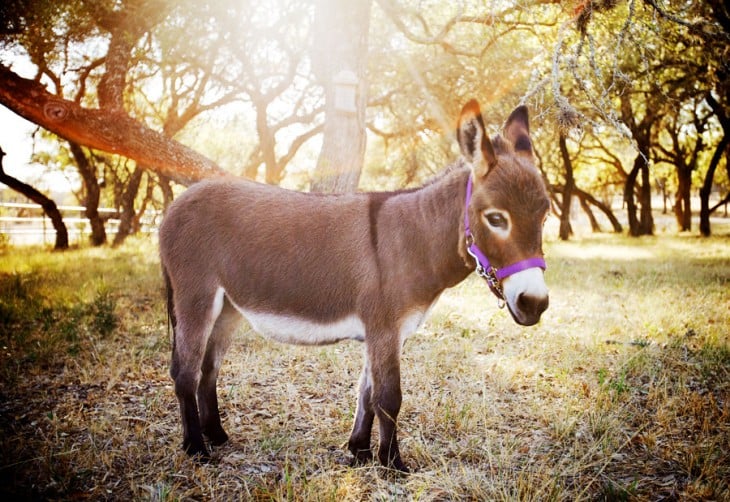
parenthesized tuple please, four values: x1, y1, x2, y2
(513, 292, 549, 326)
(502, 267, 549, 326)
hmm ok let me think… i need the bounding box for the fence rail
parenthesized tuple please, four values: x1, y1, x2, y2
(0, 202, 159, 245)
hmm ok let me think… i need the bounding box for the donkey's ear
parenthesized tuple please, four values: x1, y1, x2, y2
(457, 99, 497, 178)
(504, 105, 533, 156)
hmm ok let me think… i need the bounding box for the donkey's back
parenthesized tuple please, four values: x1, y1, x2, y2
(161, 179, 378, 335)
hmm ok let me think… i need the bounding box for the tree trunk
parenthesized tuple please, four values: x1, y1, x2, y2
(158, 175, 174, 211)
(619, 93, 654, 237)
(699, 134, 730, 236)
(701, 92, 730, 236)
(558, 135, 574, 240)
(310, 0, 371, 193)
(639, 155, 654, 235)
(674, 166, 692, 231)
(69, 142, 106, 246)
(577, 192, 601, 232)
(574, 186, 623, 233)
(0, 65, 226, 186)
(253, 105, 281, 185)
(112, 165, 144, 246)
(0, 147, 68, 250)
(624, 161, 641, 237)
(624, 149, 654, 237)
(657, 177, 668, 214)
(131, 174, 154, 234)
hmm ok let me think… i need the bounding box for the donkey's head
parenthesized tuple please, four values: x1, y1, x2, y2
(457, 100, 550, 326)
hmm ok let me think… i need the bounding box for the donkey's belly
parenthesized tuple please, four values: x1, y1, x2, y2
(238, 308, 367, 345)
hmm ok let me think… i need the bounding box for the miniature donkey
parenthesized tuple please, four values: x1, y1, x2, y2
(159, 99, 550, 472)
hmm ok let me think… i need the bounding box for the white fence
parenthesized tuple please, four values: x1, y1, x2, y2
(0, 202, 159, 246)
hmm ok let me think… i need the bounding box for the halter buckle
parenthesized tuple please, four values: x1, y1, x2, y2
(465, 236, 506, 306)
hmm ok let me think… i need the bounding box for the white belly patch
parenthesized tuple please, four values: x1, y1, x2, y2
(219, 288, 437, 347)
(238, 308, 367, 346)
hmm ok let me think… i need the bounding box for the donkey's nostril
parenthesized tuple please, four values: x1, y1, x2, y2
(517, 293, 549, 319)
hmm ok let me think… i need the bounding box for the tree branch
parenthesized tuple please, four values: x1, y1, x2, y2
(0, 64, 227, 185)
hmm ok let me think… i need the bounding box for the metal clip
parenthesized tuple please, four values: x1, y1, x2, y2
(466, 236, 506, 307)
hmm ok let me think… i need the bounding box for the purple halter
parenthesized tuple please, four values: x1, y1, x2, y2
(464, 175, 546, 304)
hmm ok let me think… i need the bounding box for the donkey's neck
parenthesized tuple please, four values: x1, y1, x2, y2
(375, 166, 473, 308)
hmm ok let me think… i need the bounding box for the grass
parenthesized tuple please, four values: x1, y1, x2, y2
(0, 231, 728, 500)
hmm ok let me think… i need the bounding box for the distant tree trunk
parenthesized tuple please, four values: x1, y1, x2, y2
(639, 154, 654, 235)
(257, 106, 280, 185)
(558, 134, 574, 240)
(624, 151, 653, 236)
(0, 147, 68, 250)
(624, 161, 641, 237)
(619, 93, 653, 237)
(701, 92, 730, 236)
(310, 0, 371, 193)
(674, 166, 692, 231)
(69, 142, 106, 246)
(113, 165, 144, 246)
(158, 175, 174, 211)
(577, 193, 601, 232)
(574, 187, 623, 233)
(699, 134, 729, 236)
(131, 174, 155, 234)
(657, 177, 668, 214)
(665, 106, 705, 232)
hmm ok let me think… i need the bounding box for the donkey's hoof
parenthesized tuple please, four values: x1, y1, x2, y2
(379, 456, 410, 475)
(390, 459, 410, 474)
(183, 440, 211, 462)
(379, 462, 411, 479)
(349, 449, 374, 467)
(204, 427, 229, 446)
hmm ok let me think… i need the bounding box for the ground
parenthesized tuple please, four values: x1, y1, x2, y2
(0, 226, 728, 500)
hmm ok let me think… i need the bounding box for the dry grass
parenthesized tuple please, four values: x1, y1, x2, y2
(0, 230, 728, 501)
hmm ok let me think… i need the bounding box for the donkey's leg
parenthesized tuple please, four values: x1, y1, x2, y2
(170, 286, 222, 459)
(348, 357, 375, 465)
(198, 297, 241, 446)
(369, 335, 408, 472)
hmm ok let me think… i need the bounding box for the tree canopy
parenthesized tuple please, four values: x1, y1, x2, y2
(1, 0, 728, 243)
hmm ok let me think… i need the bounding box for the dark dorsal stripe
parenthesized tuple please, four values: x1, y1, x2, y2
(368, 191, 390, 252)
(368, 187, 420, 252)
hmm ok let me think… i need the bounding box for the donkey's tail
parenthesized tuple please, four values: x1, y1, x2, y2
(162, 264, 177, 345)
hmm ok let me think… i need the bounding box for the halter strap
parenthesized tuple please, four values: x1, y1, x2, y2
(464, 175, 546, 303)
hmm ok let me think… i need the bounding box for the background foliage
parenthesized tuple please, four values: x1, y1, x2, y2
(1, 0, 729, 243)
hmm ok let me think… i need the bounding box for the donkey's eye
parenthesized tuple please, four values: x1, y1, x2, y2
(484, 211, 509, 230)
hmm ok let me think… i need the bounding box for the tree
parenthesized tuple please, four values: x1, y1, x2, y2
(0, 62, 226, 187)
(618, 93, 654, 236)
(0, 1, 228, 186)
(68, 143, 107, 245)
(571, 0, 730, 236)
(0, 146, 68, 250)
(558, 134, 575, 240)
(2, 0, 729, 244)
(310, 0, 372, 193)
(2, 0, 332, 246)
(654, 98, 709, 232)
(700, 92, 730, 236)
